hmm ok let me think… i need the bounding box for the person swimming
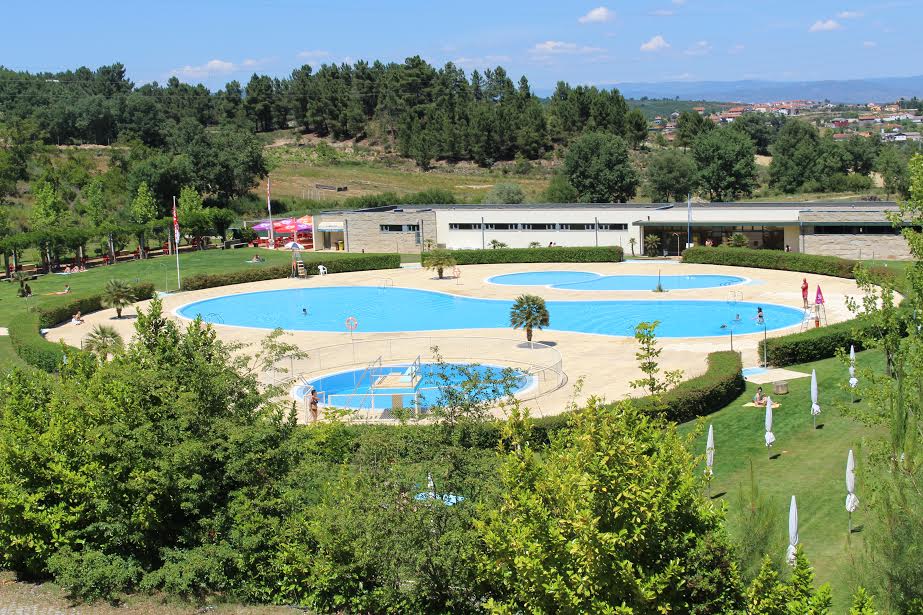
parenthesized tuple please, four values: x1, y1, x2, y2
(756, 307, 764, 325)
(302, 307, 308, 316)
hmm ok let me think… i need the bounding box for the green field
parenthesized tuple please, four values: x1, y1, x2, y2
(682, 350, 884, 607)
(0, 248, 375, 370)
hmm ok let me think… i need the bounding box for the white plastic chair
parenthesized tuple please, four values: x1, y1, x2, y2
(317, 265, 327, 276)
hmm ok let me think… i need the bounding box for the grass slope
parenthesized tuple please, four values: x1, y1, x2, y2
(682, 350, 884, 607)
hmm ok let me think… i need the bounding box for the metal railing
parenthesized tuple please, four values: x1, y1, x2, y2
(285, 336, 567, 420)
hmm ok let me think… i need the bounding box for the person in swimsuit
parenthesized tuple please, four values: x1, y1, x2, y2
(801, 278, 809, 309)
(309, 389, 319, 422)
(754, 386, 766, 405)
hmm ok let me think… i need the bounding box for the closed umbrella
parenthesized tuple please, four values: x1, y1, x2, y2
(810, 369, 821, 429)
(705, 424, 715, 495)
(846, 449, 859, 533)
(849, 345, 858, 389)
(787, 495, 799, 565)
(765, 397, 776, 456)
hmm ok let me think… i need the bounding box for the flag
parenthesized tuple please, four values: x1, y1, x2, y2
(815, 285, 825, 305)
(172, 201, 180, 243)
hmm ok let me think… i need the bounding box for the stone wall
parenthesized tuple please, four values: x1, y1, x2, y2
(344, 211, 438, 254)
(802, 233, 911, 260)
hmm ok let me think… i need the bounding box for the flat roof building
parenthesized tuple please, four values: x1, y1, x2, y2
(312, 201, 909, 261)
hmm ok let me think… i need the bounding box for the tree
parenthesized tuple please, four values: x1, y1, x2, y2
(625, 107, 648, 149)
(692, 128, 758, 201)
(676, 111, 714, 149)
(423, 248, 456, 279)
(844, 135, 880, 175)
(509, 294, 549, 342)
(476, 398, 743, 613)
(542, 173, 578, 203)
(876, 145, 911, 198)
(848, 587, 878, 615)
(29, 181, 66, 229)
(629, 321, 682, 398)
(101, 279, 137, 319)
(744, 557, 789, 615)
(730, 460, 783, 581)
(730, 113, 784, 155)
(628, 237, 637, 256)
(484, 182, 525, 204)
(563, 132, 639, 203)
(645, 148, 697, 202)
(208, 208, 237, 241)
(769, 120, 821, 193)
(644, 233, 661, 257)
(488, 239, 508, 249)
(130, 181, 157, 258)
(82, 324, 124, 359)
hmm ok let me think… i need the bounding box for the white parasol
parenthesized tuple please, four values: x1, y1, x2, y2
(849, 345, 858, 388)
(705, 424, 715, 477)
(811, 369, 821, 428)
(787, 495, 799, 565)
(765, 397, 776, 448)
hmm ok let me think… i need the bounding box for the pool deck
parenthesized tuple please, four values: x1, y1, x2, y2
(47, 260, 862, 420)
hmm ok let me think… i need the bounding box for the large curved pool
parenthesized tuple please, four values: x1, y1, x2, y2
(178, 286, 802, 338)
(488, 271, 746, 291)
(295, 362, 534, 410)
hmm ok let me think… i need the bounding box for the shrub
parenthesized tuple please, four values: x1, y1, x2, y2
(757, 318, 883, 366)
(47, 548, 142, 604)
(530, 350, 744, 441)
(140, 544, 240, 602)
(9, 282, 156, 371)
(182, 254, 401, 291)
(683, 246, 859, 279)
(433, 246, 624, 265)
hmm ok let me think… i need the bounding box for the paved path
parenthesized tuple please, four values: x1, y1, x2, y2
(46, 261, 862, 419)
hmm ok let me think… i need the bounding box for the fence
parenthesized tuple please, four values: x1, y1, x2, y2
(269, 336, 567, 421)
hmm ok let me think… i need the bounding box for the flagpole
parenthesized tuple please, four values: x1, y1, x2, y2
(267, 176, 275, 249)
(173, 196, 181, 290)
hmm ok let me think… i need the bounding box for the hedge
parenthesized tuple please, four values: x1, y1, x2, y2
(182, 254, 401, 291)
(682, 246, 863, 279)
(430, 246, 624, 266)
(528, 350, 744, 442)
(10, 282, 157, 372)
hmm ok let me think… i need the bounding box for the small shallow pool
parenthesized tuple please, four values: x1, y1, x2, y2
(295, 362, 533, 410)
(488, 271, 746, 291)
(178, 286, 802, 338)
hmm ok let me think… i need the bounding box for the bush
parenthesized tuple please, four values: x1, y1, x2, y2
(140, 544, 240, 602)
(755, 317, 902, 366)
(683, 246, 858, 278)
(182, 254, 401, 291)
(8, 312, 65, 372)
(9, 282, 156, 371)
(47, 548, 142, 604)
(433, 246, 624, 265)
(529, 350, 744, 441)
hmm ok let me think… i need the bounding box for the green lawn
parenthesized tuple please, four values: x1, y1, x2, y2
(0, 248, 385, 370)
(682, 350, 884, 607)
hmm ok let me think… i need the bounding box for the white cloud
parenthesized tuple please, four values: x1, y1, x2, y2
(297, 50, 331, 60)
(453, 55, 513, 68)
(809, 19, 842, 32)
(652, 9, 674, 16)
(529, 40, 605, 55)
(640, 35, 670, 52)
(578, 6, 614, 24)
(170, 59, 259, 79)
(863, 40, 877, 47)
(684, 40, 712, 56)
(837, 10, 864, 18)
(672, 0, 686, 4)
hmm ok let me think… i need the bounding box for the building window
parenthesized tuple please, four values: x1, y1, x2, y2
(486, 223, 518, 230)
(449, 223, 482, 230)
(521, 223, 556, 231)
(598, 223, 628, 231)
(813, 225, 899, 235)
(380, 224, 419, 233)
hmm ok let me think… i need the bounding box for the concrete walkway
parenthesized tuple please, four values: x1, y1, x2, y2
(46, 261, 862, 419)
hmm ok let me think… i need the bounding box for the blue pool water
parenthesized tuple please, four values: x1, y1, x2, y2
(296, 362, 532, 410)
(489, 271, 745, 291)
(178, 286, 802, 338)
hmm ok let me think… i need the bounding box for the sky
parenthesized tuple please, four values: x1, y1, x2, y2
(2, 0, 920, 91)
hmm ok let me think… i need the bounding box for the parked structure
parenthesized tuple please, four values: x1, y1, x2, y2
(312, 201, 911, 260)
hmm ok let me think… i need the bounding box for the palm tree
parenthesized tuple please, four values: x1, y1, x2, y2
(628, 237, 637, 257)
(83, 324, 124, 359)
(510, 294, 550, 343)
(423, 249, 457, 280)
(102, 279, 137, 318)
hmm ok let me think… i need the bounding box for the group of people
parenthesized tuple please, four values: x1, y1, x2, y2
(247, 254, 265, 263)
(60, 264, 87, 274)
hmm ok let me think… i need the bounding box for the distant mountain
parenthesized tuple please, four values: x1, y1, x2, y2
(543, 75, 923, 104)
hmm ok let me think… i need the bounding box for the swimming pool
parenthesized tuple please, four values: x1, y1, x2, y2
(178, 286, 802, 338)
(488, 271, 746, 291)
(295, 362, 533, 410)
